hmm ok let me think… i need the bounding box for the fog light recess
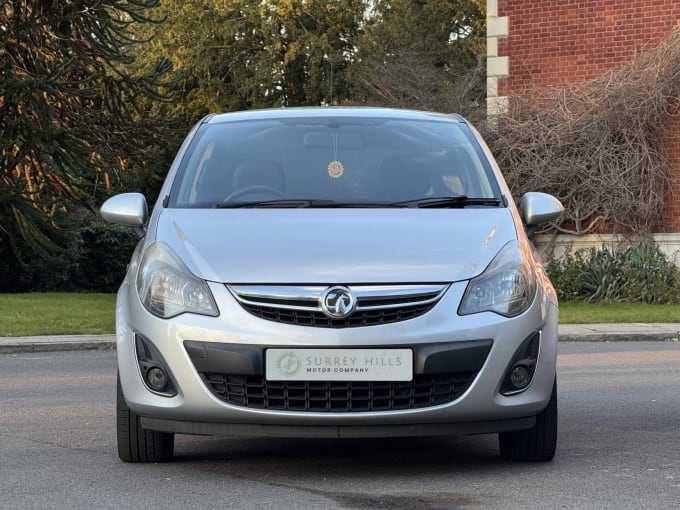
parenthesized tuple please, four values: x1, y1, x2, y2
(501, 332, 540, 396)
(135, 333, 177, 397)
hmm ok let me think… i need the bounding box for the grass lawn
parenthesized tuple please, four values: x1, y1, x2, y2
(558, 301, 680, 324)
(0, 293, 679, 337)
(0, 293, 116, 336)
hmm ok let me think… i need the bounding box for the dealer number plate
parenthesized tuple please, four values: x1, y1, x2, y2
(266, 348, 413, 381)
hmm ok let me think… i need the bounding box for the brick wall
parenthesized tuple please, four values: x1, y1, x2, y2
(661, 115, 680, 231)
(498, 0, 680, 91)
(494, 0, 680, 230)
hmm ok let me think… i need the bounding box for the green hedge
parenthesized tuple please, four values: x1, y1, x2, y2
(0, 220, 138, 293)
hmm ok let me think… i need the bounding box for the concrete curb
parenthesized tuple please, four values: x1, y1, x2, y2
(558, 323, 680, 343)
(0, 335, 116, 355)
(558, 332, 680, 342)
(1, 325, 679, 354)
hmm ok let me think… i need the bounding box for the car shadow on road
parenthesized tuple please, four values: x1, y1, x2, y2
(172, 434, 504, 473)
(165, 435, 513, 509)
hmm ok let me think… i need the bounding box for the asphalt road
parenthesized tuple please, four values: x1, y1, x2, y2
(1, 342, 679, 509)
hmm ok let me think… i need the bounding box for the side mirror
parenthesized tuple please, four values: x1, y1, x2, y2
(519, 192, 563, 226)
(100, 193, 148, 237)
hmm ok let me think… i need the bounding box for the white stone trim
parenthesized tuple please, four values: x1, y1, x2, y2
(487, 0, 498, 17)
(487, 16, 509, 38)
(486, 76, 498, 96)
(486, 1, 509, 117)
(487, 56, 509, 77)
(487, 37, 498, 57)
(533, 233, 680, 265)
(486, 95, 509, 115)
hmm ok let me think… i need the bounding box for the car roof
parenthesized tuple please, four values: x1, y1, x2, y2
(204, 107, 466, 124)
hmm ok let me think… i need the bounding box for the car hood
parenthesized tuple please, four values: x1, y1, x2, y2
(154, 209, 518, 284)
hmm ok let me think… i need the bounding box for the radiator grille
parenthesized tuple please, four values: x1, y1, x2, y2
(228, 284, 448, 328)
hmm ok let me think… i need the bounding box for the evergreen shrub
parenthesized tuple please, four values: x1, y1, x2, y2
(544, 240, 680, 303)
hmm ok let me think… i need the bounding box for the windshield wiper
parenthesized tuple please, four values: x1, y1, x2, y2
(215, 199, 338, 209)
(215, 199, 409, 209)
(215, 197, 500, 209)
(391, 196, 502, 208)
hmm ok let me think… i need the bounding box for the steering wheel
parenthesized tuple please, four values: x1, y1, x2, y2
(224, 185, 287, 202)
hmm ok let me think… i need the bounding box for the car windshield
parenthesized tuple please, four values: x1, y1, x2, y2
(168, 115, 502, 208)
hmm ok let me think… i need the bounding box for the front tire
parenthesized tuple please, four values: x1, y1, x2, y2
(117, 374, 174, 462)
(499, 377, 557, 462)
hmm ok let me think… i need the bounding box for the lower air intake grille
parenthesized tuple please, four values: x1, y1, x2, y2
(200, 372, 476, 412)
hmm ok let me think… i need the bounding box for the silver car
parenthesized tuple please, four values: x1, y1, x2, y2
(101, 107, 563, 463)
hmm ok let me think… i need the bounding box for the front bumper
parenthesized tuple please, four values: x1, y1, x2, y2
(116, 280, 559, 436)
(141, 415, 536, 438)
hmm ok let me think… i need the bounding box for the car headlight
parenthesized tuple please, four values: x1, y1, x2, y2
(459, 241, 537, 317)
(137, 242, 219, 319)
